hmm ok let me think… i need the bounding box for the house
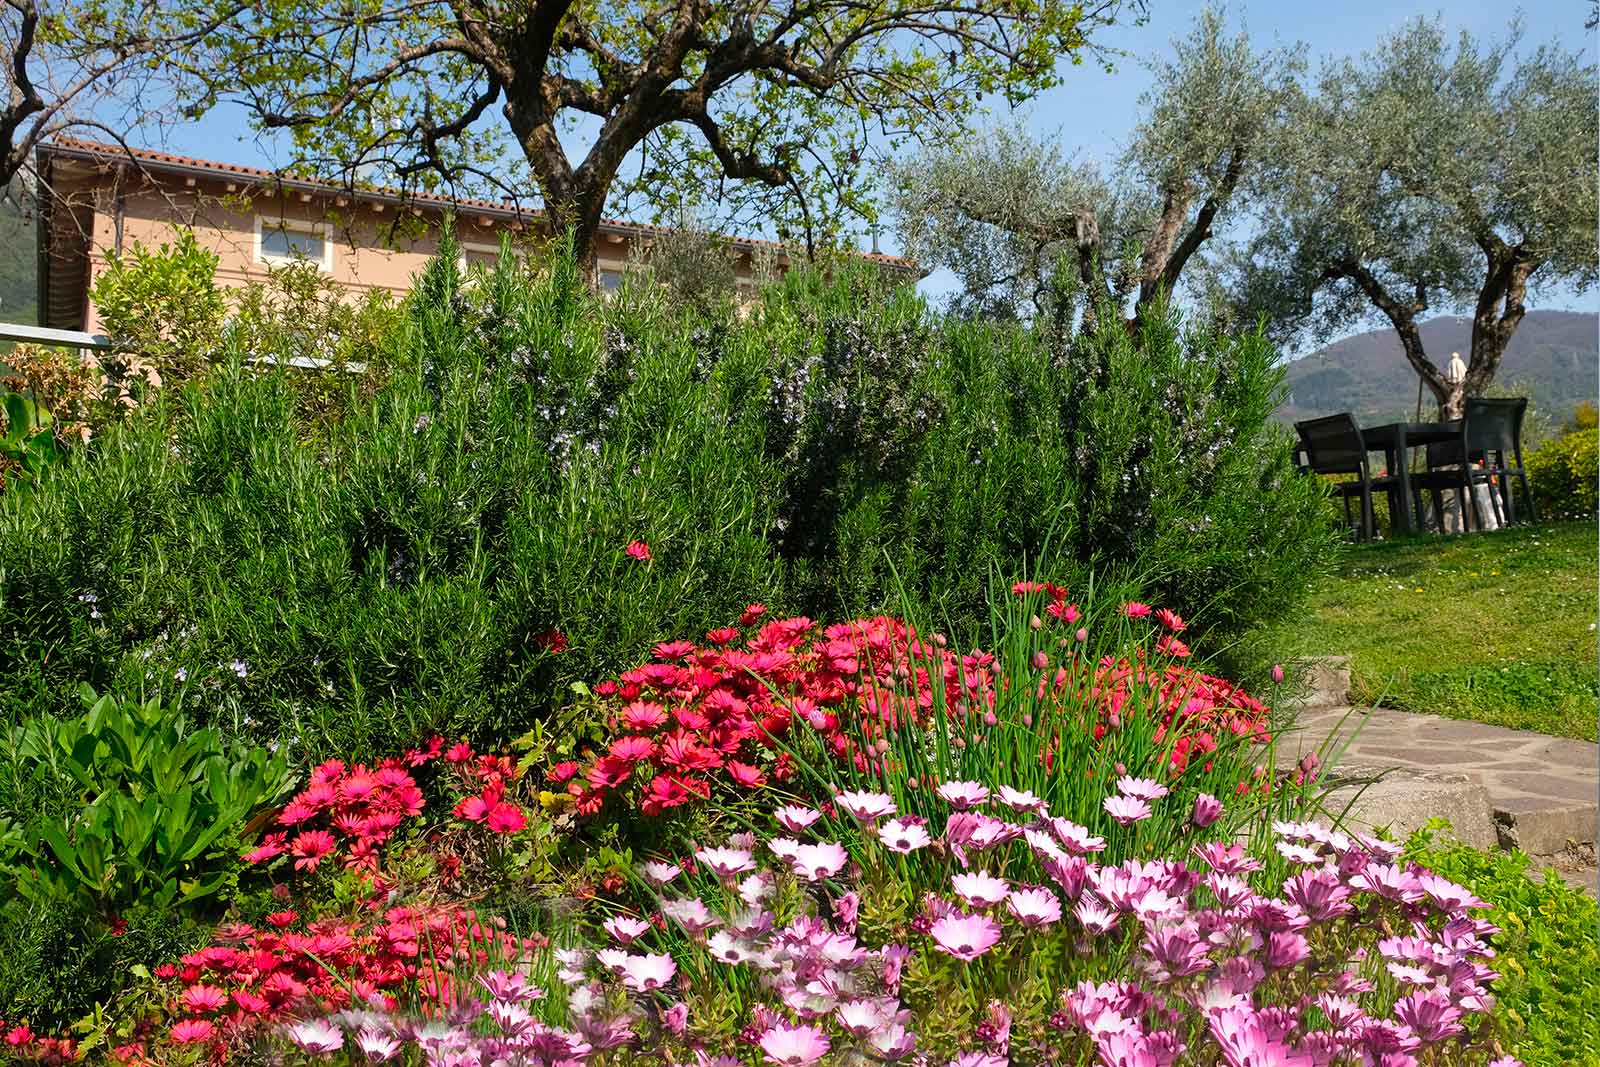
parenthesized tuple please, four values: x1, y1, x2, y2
(32, 138, 910, 333)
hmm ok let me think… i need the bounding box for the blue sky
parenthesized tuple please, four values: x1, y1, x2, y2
(148, 2, 1596, 331)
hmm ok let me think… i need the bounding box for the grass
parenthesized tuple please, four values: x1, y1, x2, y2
(1232, 519, 1597, 740)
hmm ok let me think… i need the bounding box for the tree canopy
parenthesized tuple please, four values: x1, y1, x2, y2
(887, 8, 1300, 328)
(1235, 18, 1597, 415)
(170, 0, 1140, 268)
(2, 0, 234, 191)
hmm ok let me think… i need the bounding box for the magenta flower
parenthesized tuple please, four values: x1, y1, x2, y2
(169, 1019, 216, 1045)
(1115, 775, 1169, 800)
(948, 1054, 1009, 1067)
(625, 539, 651, 561)
(354, 1028, 400, 1061)
(1124, 601, 1152, 618)
(603, 916, 652, 944)
(1265, 931, 1311, 969)
(1394, 990, 1465, 1042)
(1103, 794, 1153, 825)
(997, 785, 1046, 813)
(929, 912, 1003, 961)
(775, 805, 822, 833)
(865, 1024, 918, 1060)
(696, 846, 757, 878)
(879, 817, 932, 853)
(786, 841, 849, 882)
(936, 780, 991, 810)
(836, 789, 897, 823)
(835, 998, 899, 1036)
(1191, 793, 1224, 828)
(477, 968, 545, 1002)
(1006, 886, 1063, 927)
(1417, 873, 1487, 914)
(641, 860, 682, 884)
(951, 870, 1012, 908)
(1283, 868, 1352, 921)
(758, 1023, 831, 1067)
(1073, 897, 1119, 934)
(617, 951, 677, 992)
(1048, 817, 1107, 854)
(662, 897, 720, 934)
(1207, 1004, 1311, 1067)
(1350, 863, 1425, 903)
(282, 1019, 344, 1054)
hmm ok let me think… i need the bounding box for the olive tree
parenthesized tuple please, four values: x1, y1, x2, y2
(888, 8, 1300, 328)
(2, 0, 240, 190)
(1236, 18, 1598, 417)
(172, 0, 1139, 271)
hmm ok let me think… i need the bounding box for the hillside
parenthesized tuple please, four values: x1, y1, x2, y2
(1279, 310, 1597, 431)
(0, 189, 35, 326)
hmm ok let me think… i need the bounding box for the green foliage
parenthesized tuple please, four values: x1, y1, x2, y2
(0, 685, 291, 919)
(89, 230, 227, 384)
(1237, 17, 1597, 404)
(0, 244, 1331, 760)
(1230, 519, 1598, 741)
(1052, 302, 1338, 634)
(169, 0, 1132, 262)
(0, 387, 65, 488)
(1406, 825, 1600, 1066)
(890, 9, 1302, 325)
(1527, 427, 1598, 520)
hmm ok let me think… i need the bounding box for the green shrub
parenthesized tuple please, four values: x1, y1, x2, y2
(1406, 825, 1600, 1066)
(0, 685, 291, 919)
(0, 242, 1332, 758)
(1527, 426, 1598, 520)
(89, 229, 227, 385)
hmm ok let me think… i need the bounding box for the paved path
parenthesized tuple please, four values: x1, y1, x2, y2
(1276, 705, 1597, 890)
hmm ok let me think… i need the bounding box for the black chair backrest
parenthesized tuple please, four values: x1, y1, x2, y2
(1465, 397, 1525, 461)
(1295, 414, 1367, 476)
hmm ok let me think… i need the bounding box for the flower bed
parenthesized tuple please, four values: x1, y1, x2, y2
(0, 591, 1535, 1066)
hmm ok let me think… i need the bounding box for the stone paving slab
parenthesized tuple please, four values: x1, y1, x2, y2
(1277, 705, 1598, 857)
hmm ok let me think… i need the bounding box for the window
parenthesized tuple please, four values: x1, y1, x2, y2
(459, 242, 503, 271)
(255, 216, 333, 271)
(598, 269, 625, 293)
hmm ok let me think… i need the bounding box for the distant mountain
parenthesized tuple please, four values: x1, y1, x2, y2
(1279, 310, 1597, 429)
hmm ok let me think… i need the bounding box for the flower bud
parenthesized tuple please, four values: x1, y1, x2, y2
(1075, 627, 1088, 643)
(1031, 650, 1048, 670)
(1271, 664, 1285, 684)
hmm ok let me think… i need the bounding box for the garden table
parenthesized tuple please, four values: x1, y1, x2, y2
(1359, 420, 1462, 535)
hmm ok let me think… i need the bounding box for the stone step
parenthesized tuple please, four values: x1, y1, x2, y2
(1276, 704, 1598, 862)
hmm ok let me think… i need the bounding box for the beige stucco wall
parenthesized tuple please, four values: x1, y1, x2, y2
(53, 168, 699, 333)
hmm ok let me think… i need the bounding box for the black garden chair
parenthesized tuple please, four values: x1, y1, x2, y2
(1295, 413, 1402, 542)
(1413, 398, 1539, 531)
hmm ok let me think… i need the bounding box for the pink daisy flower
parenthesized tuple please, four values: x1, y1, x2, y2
(836, 790, 897, 823)
(775, 805, 822, 833)
(928, 912, 1003, 961)
(935, 780, 991, 810)
(618, 952, 678, 993)
(786, 841, 849, 882)
(951, 870, 1012, 908)
(1006, 886, 1063, 927)
(1114, 776, 1169, 801)
(1103, 794, 1152, 825)
(758, 1023, 832, 1067)
(696, 846, 757, 878)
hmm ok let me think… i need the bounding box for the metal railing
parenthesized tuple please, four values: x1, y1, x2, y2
(0, 322, 365, 373)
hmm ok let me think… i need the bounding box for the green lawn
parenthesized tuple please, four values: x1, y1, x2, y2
(1234, 520, 1598, 740)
